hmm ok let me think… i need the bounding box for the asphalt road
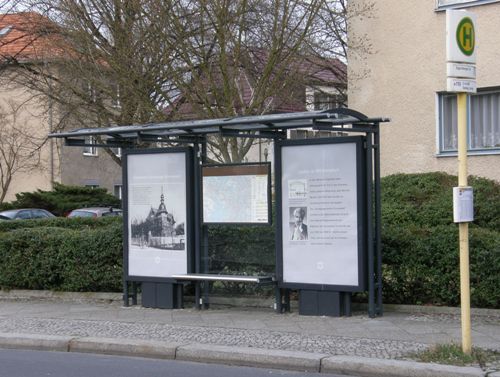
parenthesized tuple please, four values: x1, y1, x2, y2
(0, 349, 356, 377)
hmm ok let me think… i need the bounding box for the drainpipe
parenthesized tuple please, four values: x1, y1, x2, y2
(46, 61, 54, 188)
(49, 92, 54, 186)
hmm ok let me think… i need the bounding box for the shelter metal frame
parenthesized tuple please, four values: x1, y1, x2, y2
(49, 108, 389, 317)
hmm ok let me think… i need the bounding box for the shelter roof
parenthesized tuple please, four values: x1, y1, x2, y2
(49, 109, 390, 148)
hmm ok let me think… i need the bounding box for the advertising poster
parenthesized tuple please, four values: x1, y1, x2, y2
(281, 141, 360, 287)
(126, 152, 188, 278)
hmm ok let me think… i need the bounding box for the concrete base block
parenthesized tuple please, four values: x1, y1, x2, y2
(321, 355, 484, 377)
(176, 343, 326, 372)
(69, 337, 179, 359)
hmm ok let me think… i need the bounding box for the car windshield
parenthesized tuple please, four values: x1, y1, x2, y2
(0, 210, 17, 219)
(68, 210, 96, 218)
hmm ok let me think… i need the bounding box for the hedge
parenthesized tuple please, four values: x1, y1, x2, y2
(0, 172, 498, 308)
(382, 225, 499, 308)
(0, 218, 123, 292)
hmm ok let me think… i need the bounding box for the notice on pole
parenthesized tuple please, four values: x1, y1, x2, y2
(280, 141, 361, 287)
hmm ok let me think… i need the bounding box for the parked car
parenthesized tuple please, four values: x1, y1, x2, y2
(0, 208, 56, 220)
(67, 207, 122, 218)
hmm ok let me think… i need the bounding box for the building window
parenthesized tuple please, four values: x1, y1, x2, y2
(85, 184, 99, 189)
(112, 147, 122, 158)
(436, 0, 500, 10)
(83, 136, 98, 156)
(114, 185, 122, 199)
(314, 91, 344, 111)
(87, 82, 97, 103)
(305, 86, 345, 111)
(438, 89, 500, 153)
(112, 84, 121, 108)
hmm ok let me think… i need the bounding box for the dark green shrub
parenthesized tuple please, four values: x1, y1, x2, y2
(206, 225, 275, 296)
(381, 172, 499, 231)
(0, 202, 15, 211)
(8, 183, 121, 216)
(208, 225, 275, 275)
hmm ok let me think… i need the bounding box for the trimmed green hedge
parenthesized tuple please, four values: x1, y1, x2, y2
(380, 172, 499, 308)
(0, 218, 122, 292)
(0, 172, 498, 308)
(382, 225, 499, 308)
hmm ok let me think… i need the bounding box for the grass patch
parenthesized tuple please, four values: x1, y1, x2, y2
(410, 343, 500, 368)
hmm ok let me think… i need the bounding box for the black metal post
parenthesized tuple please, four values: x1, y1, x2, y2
(201, 138, 210, 308)
(193, 139, 202, 309)
(132, 282, 138, 305)
(123, 280, 129, 307)
(374, 124, 383, 316)
(202, 227, 209, 308)
(366, 134, 375, 318)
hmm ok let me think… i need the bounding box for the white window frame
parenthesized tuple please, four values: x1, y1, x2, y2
(87, 82, 97, 103)
(435, 0, 500, 10)
(114, 184, 122, 199)
(305, 86, 344, 112)
(112, 84, 121, 108)
(83, 136, 98, 156)
(437, 88, 500, 155)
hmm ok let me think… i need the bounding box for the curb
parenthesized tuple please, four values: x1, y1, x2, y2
(69, 337, 180, 359)
(0, 333, 486, 377)
(0, 333, 72, 352)
(322, 355, 484, 377)
(176, 343, 326, 372)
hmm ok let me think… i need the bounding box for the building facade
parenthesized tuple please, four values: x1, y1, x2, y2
(0, 12, 122, 202)
(1, 12, 347, 203)
(348, 0, 500, 182)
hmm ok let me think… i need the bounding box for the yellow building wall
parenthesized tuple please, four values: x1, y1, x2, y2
(348, 0, 500, 182)
(0, 72, 61, 203)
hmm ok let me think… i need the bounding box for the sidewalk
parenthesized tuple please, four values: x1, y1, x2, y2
(0, 291, 498, 377)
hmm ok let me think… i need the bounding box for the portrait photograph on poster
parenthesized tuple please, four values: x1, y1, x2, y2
(289, 206, 308, 241)
(125, 150, 190, 279)
(279, 137, 365, 290)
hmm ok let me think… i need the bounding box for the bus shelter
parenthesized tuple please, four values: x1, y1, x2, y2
(49, 109, 389, 317)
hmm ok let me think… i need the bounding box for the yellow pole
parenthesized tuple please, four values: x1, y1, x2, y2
(457, 92, 472, 355)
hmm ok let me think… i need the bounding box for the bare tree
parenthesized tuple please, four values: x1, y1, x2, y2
(0, 103, 45, 203)
(0, 1, 22, 14)
(7, 0, 372, 163)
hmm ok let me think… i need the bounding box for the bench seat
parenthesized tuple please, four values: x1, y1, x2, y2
(171, 273, 274, 284)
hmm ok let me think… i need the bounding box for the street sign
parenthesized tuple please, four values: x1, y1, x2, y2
(447, 62, 476, 79)
(447, 78, 477, 93)
(446, 10, 476, 64)
(446, 10, 476, 93)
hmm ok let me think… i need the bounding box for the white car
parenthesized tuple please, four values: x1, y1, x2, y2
(67, 207, 122, 218)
